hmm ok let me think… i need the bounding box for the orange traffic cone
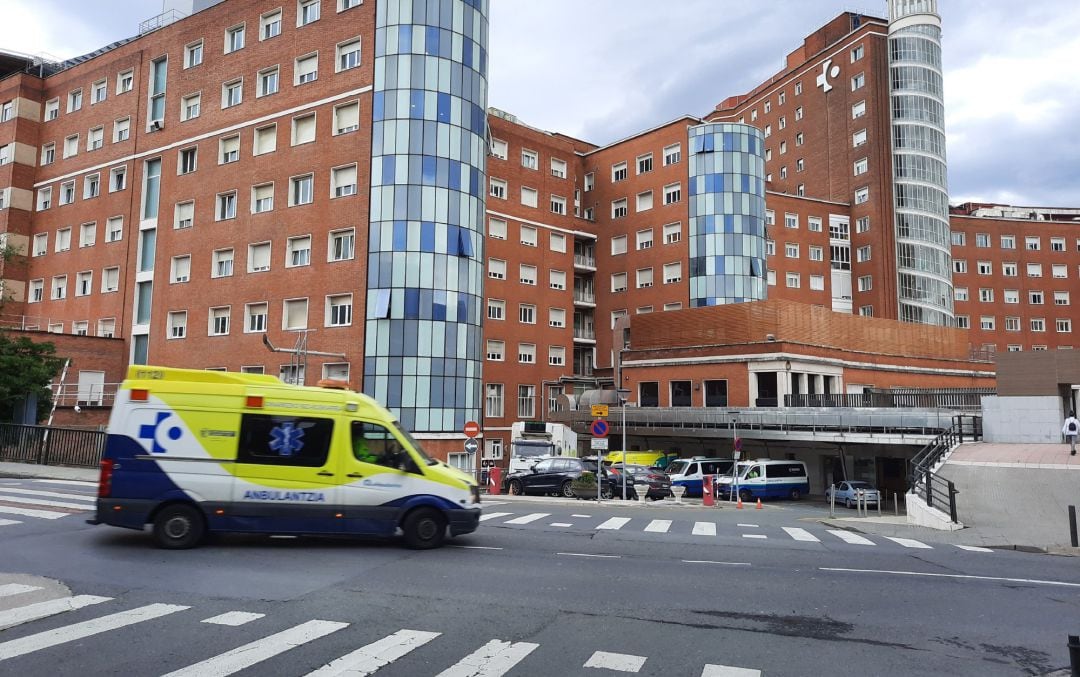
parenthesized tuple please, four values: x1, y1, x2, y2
(756, 498, 763, 510)
(736, 497, 743, 509)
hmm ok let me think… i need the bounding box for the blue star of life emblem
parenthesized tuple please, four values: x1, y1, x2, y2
(269, 422, 305, 457)
(137, 412, 182, 454)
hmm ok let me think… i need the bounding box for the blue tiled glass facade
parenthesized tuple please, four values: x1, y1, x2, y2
(687, 123, 767, 306)
(889, 0, 953, 326)
(365, 0, 489, 433)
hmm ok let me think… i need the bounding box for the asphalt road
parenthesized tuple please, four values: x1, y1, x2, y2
(1, 478, 1078, 676)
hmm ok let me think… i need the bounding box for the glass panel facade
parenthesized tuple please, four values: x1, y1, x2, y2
(365, 0, 489, 433)
(686, 123, 766, 306)
(889, 0, 953, 325)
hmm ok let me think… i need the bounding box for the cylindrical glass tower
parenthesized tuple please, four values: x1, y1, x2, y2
(687, 123, 767, 306)
(365, 0, 489, 432)
(889, 0, 954, 325)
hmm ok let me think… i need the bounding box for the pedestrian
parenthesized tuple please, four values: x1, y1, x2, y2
(1063, 412, 1079, 456)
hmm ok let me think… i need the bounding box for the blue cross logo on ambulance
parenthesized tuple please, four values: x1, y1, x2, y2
(91, 366, 482, 550)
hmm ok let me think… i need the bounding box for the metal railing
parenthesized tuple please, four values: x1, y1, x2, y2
(574, 254, 596, 268)
(50, 383, 121, 408)
(785, 388, 994, 411)
(573, 291, 596, 304)
(0, 423, 106, 468)
(907, 414, 981, 523)
(573, 327, 596, 340)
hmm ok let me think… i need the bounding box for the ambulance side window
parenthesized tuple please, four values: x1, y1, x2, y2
(351, 421, 412, 471)
(237, 414, 333, 467)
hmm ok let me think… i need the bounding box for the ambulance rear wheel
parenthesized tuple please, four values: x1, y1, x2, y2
(152, 504, 205, 550)
(402, 508, 446, 550)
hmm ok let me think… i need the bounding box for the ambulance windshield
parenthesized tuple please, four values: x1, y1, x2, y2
(394, 422, 437, 465)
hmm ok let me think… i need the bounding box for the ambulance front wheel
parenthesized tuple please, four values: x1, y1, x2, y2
(152, 504, 206, 550)
(402, 508, 446, 549)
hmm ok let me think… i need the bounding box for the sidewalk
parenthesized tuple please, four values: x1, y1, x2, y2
(0, 461, 98, 482)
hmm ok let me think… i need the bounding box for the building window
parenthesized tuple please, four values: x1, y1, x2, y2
(954, 260, 967, 273)
(329, 164, 357, 198)
(88, 127, 104, 151)
(1051, 237, 1066, 252)
(955, 287, 970, 301)
(663, 262, 682, 284)
(852, 101, 866, 118)
(102, 268, 120, 293)
(663, 183, 681, 205)
(853, 158, 868, 175)
(979, 288, 994, 303)
(1025, 236, 1040, 251)
(520, 149, 538, 170)
(337, 38, 362, 71)
(180, 93, 201, 121)
(1027, 263, 1043, 278)
(1058, 319, 1072, 333)
(75, 271, 92, 297)
(107, 216, 123, 242)
(1002, 262, 1017, 277)
(326, 294, 353, 327)
(83, 174, 100, 199)
(663, 222, 681, 244)
(851, 73, 865, 90)
(260, 9, 282, 39)
(1053, 264, 1067, 279)
(550, 195, 567, 215)
(489, 178, 506, 199)
(584, 172, 595, 191)
(114, 117, 130, 142)
(485, 384, 504, 417)
(211, 249, 233, 278)
(329, 228, 354, 261)
(298, 0, 321, 26)
(59, 181, 75, 206)
(1029, 290, 1044, 305)
(488, 259, 506, 280)
(550, 232, 567, 253)
(246, 303, 268, 333)
(785, 243, 799, 259)
(636, 191, 653, 212)
(68, 89, 82, 113)
(637, 153, 653, 175)
(334, 101, 359, 134)
(37, 187, 52, 211)
(295, 53, 319, 84)
(258, 67, 280, 97)
(486, 340, 504, 361)
(51, 275, 67, 300)
(519, 264, 537, 285)
(252, 183, 274, 213)
(549, 307, 566, 328)
(856, 245, 871, 262)
(1005, 317, 1020, 332)
(549, 346, 566, 367)
(611, 272, 627, 293)
(225, 24, 245, 53)
(786, 272, 801, 288)
(810, 274, 825, 291)
(854, 187, 869, 204)
(488, 218, 506, 240)
(1031, 318, 1046, 332)
(637, 229, 654, 250)
(178, 147, 197, 175)
(209, 307, 231, 336)
(636, 268, 654, 288)
(612, 199, 628, 219)
(550, 158, 567, 178)
(168, 311, 187, 339)
(44, 98, 59, 121)
(980, 316, 995, 331)
(170, 255, 190, 284)
(517, 385, 536, 419)
(784, 213, 798, 229)
(249, 242, 271, 272)
(520, 187, 538, 208)
(487, 299, 505, 320)
(517, 225, 537, 247)
(977, 261, 992, 275)
(64, 134, 79, 158)
(223, 79, 243, 108)
(252, 124, 277, 155)
(612, 162, 627, 182)
(663, 143, 681, 165)
(518, 304, 536, 324)
(809, 246, 824, 262)
(1001, 235, 1015, 249)
(611, 235, 627, 256)
(174, 201, 194, 229)
(955, 316, 969, 329)
(290, 174, 314, 206)
(1003, 289, 1018, 304)
(1055, 291, 1071, 305)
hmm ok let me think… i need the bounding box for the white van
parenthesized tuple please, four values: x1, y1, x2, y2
(665, 457, 734, 497)
(717, 459, 809, 501)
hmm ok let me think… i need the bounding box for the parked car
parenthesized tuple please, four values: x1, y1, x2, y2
(826, 481, 881, 508)
(503, 457, 621, 498)
(610, 464, 672, 500)
(665, 458, 735, 497)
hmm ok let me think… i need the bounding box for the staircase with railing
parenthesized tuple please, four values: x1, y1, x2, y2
(907, 414, 981, 524)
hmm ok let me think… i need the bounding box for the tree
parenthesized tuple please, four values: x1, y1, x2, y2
(0, 333, 64, 422)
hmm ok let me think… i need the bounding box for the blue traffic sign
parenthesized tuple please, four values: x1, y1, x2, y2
(590, 419, 609, 438)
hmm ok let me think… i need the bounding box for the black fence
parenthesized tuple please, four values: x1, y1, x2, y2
(0, 423, 105, 468)
(907, 414, 982, 523)
(785, 388, 995, 411)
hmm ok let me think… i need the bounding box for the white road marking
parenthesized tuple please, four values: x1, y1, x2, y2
(557, 552, 621, 559)
(478, 512, 512, 522)
(201, 612, 265, 626)
(821, 567, 1080, 588)
(884, 536, 932, 549)
(692, 522, 717, 536)
(571, 514, 591, 518)
(955, 544, 994, 553)
(701, 664, 761, 677)
(782, 527, 820, 542)
(481, 501, 507, 506)
(0, 603, 188, 661)
(0, 494, 93, 511)
(0, 519, 21, 527)
(596, 517, 631, 530)
(162, 619, 349, 677)
(681, 560, 751, 567)
(643, 520, 671, 533)
(36, 479, 98, 487)
(584, 650, 647, 672)
(826, 529, 875, 545)
(0, 584, 43, 598)
(306, 629, 441, 677)
(448, 546, 503, 551)
(550, 523, 573, 528)
(736, 523, 759, 528)
(0, 488, 96, 502)
(742, 534, 767, 540)
(435, 639, 539, 677)
(503, 513, 549, 525)
(0, 595, 111, 631)
(0, 505, 69, 519)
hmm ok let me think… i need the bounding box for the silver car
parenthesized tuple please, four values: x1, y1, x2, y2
(826, 481, 881, 508)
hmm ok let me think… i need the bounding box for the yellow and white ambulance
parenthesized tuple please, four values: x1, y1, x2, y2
(90, 367, 481, 549)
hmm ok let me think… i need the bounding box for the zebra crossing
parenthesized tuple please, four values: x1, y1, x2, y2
(479, 511, 995, 553)
(0, 586, 765, 676)
(0, 480, 97, 526)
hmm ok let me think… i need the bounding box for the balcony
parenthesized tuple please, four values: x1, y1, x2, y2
(573, 291, 596, 307)
(573, 326, 596, 343)
(574, 254, 596, 271)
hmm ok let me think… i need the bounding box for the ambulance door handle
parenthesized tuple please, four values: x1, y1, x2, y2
(317, 471, 335, 477)
(347, 472, 364, 478)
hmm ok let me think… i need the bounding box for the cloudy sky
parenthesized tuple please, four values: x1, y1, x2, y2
(5, 0, 1079, 207)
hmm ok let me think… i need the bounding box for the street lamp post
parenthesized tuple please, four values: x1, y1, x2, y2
(618, 387, 631, 500)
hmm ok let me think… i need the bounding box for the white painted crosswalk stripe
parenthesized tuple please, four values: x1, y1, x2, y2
(596, 517, 631, 530)
(782, 527, 820, 542)
(0, 595, 111, 631)
(955, 544, 994, 553)
(201, 612, 265, 626)
(742, 534, 767, 540)
(827, 529, 875, 545)
(0, 519, 21, 527)
(503, 513, 549, 525)
(307, 629, 441, 677)
(162, 619, 348, 677)
(643, 520, 671, 533)
(0, 505, 69, 519)
(692, 521, 716, 536)
(0, 584, 43, 598)
(584, 650, 646, 672)
(0, 494, 92, 511)
(0, 488, 96, 502)
(478, 512, 512, 522)
(36, 479, 97, 488)
(701, 664, 761, 676)
(435, 639, 539, 677)
(550, 523, 573, 528)
(884, 536, 932, 549)
(0, 603, 188, 661)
